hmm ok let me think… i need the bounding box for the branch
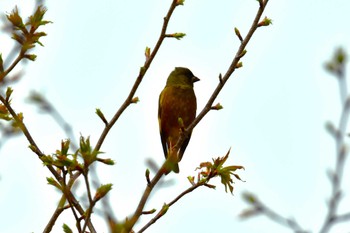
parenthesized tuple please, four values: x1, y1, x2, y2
(172, 0, 270, 153)
(320, 47, 350, 233)
(137, 179, 205, 233)
(240, 193, 309, 233)
(93, 0, 181, 153)
(43, 168, 97, 233)
(138, 150, 243, 232)
(0, 50, 25, 83)
(43, 194, 70, 233)
(27, 91, 78, 150)
(0, 94, 62, 182)
(125, 162, 167, 232)
(240, 48, 350, 233)
(132, 1, 270, 231)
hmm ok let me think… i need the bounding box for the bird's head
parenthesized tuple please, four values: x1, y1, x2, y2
(166, 67, 200, 87)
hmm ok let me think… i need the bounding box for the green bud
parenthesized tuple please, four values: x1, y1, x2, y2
(96, 108, 108, 125)
(258, 16, 272, 27)
(94, 183, 113, 201)
(234, 27, 243, 42)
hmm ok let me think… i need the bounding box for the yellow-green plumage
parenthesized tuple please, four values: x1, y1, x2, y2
(158, 67, 199, 174)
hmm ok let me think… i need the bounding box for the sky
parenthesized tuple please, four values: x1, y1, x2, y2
(1, 0, 350, 233)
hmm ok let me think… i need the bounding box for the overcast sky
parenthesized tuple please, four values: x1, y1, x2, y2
(1, 0, 350, 233)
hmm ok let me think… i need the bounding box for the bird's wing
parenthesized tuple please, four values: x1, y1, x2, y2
(158, 89, 168, 157)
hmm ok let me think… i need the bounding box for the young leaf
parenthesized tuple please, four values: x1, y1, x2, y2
(94, 183, 113, 201)
(62, 224, 73, 233)
(47, 177, 62, 190)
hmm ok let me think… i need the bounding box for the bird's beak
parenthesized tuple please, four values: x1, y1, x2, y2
(192, 76, 200, 83)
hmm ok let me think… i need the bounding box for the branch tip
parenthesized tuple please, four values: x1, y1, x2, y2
(145, 169, 151, 185)
(257, 16, 272, 27)
(131, 96, 140, 104)
(234, 27, 243, 42)
(95, 108, 108, 126)
(218, 73, 223, 83)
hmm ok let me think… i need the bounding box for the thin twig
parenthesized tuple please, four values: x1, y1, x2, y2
(126, 163, 166, 232)
(0, 50, 25, 82)
(0, 94, 62, 181)
(319, 52, 349, 233)
(255, 201, 309, 233)
(0, 97, 93, 233)
(134, 1, 270, 231)
(171, 0, 269, 161)
(81, 172, 95, 233)
(137, 180, 205, 233)
(43, 194, 70, 233)
(93, 0, 180, 153)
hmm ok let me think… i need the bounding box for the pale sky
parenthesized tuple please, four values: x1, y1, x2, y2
(1, 0, 350, 233)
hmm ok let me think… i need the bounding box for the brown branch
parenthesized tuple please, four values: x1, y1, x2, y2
(172, 0, 270, 160)
(134, 1, 270, 232)
(0, 94, 62, 182)
(43, 169, 97, 233)
(0, 99, 88, 233)
(93, 0, 180, 153)
(43, 194, 70, 233)
(125, 162, 167, 231)
(0, 50, 25, 82)
(137, 180, 206, 233)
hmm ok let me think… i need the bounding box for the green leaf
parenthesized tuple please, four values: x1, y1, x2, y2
(23, 54, 37, 61)
(27, 5, 51, 31)
(6, 6, 27, 33)
(258, 16, 273, 27)
(31, 31, 48, 47)
(96, 108, 108, 125)
(41, 155, 54, 166)
(47, 177, 62, 190)
(6, 87, 13, 102)
(173, 32, 186, 40)
(158, 203, 169, 217)
(79, 136, 100, 167)
(62, 224, 73, 233)
(176, 0, 185, 5)
(61, 139, 70, 155)
(234, 27, 243, 42)
(97, 157, 115, 165)
(11, 33, 25, 45)
(94, 183, 113, 201)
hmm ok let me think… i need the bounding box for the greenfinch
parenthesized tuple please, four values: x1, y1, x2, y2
(158, 67, 200, 174)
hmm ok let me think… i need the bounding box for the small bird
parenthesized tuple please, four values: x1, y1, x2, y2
(158, 67, 199, 174)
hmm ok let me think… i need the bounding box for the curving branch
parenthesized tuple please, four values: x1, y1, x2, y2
(319, 47, 350, 233)
(240, 192, 309, 233)
(124, 1, 270, 232)
(137, 177, 213, 233)
(172, 0, 270, 155)
(93, 0, 181, 153)
(240, 48, 350, 233)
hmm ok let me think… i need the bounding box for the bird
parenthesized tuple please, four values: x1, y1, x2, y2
(158, 67, 200, 174)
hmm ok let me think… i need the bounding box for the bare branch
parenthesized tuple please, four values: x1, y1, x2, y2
(172, 0, 270, 162)
(320, 48, 349, 233)
(93, 0, 180, 153)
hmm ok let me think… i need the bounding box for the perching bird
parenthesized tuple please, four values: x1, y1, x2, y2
(158, 67, 199, 174)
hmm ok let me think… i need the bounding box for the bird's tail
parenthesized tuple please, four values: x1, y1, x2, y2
(164, 150, 180, 175)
